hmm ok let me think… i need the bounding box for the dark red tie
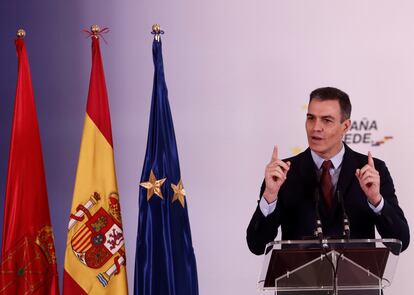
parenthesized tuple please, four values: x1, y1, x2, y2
(321, 160, 333, 209)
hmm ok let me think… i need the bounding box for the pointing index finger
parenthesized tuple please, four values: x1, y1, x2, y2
(368, 151, 375, 168)
(271, 145, 279, 162)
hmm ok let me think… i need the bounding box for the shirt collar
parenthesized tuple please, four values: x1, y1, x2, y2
(310, 144, 345, 169)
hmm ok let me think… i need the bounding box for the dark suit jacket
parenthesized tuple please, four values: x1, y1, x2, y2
(247, 144, 410, 255)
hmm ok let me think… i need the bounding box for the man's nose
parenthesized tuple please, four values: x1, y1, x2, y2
(313, 119, 323, 131)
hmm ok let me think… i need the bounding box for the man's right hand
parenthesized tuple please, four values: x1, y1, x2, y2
(263, 145, 291, 203)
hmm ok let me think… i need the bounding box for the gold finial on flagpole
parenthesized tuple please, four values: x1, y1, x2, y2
(151, 24, 164, 42)
(16, 29, 26, 38)
(152, 24, 161, 34)
(91, 24, 100, 37)
(84, 25, 109, 41)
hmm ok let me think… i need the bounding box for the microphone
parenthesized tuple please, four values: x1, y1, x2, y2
(314, 187, 324, 241)
(337, 190, 350, 239)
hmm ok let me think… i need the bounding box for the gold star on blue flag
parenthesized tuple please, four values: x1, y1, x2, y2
(171, 180, 186, 208)
(139, 170, 166, 200)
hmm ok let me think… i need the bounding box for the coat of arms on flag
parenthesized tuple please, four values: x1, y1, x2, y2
(0, 228, 57, 294)
(68, 192, 125, 287)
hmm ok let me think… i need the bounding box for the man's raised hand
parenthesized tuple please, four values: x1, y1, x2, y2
(355, 151, 382, 206)
(263, 145, 291, 203)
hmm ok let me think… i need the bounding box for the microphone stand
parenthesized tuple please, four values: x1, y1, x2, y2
(314, 188, 327, 248)
(337, 190, 350, 240)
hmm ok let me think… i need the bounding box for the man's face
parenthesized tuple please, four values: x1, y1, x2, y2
(306, 99, 351, 159)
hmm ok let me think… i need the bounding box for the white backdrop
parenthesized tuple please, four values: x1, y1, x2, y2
(106, 1, 414, 294)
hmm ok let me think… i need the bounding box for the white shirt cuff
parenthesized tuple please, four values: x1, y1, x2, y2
(259, 196, 277, 217)
(368, 196, 384, 214)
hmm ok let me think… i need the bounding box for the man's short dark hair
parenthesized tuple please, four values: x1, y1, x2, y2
(309, 87, 351, 121)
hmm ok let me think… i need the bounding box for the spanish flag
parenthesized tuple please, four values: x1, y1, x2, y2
(0, 30, 59, 295)
(63, 26, 128, 295)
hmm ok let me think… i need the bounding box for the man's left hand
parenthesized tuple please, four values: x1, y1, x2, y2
(355, 151, 382, 206)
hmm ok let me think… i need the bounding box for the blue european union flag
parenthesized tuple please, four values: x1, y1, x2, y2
(134, 33, 199, 295)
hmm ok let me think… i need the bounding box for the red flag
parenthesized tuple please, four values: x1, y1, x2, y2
(0, 34, 59, 294)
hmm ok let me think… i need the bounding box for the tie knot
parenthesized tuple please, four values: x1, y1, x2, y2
(322, 160, 332, 171)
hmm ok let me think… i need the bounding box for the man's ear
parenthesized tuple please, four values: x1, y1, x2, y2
(343, 119, 351, 133)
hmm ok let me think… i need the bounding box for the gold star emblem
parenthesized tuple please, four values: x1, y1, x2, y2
(171, 180, 186, 208)
(140, 170, 166, 200)
(302, 104, 308, 111)
(291, 146, 303, 155)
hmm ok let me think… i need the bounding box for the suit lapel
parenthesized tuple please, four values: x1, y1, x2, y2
(336, 144, 358, 199)
(299, 148, 318, 193)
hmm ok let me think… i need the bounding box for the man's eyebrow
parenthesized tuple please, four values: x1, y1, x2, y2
(306, 113, 335, 120)
(321, 115, 335, 120)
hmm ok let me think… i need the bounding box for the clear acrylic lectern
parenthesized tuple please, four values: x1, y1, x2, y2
(258, 239, 401, 295)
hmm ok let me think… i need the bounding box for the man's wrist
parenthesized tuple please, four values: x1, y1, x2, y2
(368, 194, 382, 207)
(263, 190, 278, 204)
(368, 194, 384, 214)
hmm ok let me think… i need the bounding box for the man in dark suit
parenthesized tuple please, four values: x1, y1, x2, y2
(247, 87, 410, 256)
